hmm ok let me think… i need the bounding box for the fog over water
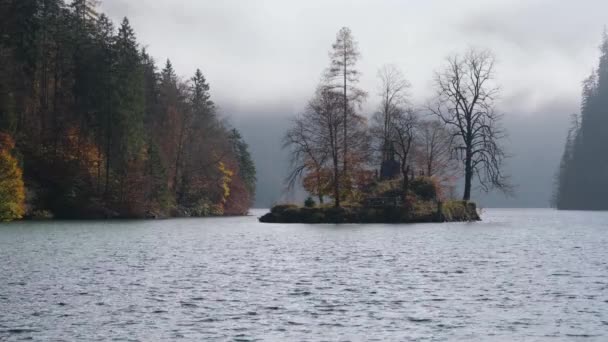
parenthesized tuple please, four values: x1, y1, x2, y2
(98, 0, 608, 207)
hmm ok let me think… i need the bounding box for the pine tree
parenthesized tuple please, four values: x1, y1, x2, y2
(230, 128, 257, 199)
(71, 0, 99, 22)
(556, 30, 608, 209)
(324, 27, 367, 178)
(112, 18, 145, 203)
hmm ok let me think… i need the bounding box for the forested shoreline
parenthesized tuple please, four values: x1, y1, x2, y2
(0, 1, 256, 220)
(554, 32, 608, 210)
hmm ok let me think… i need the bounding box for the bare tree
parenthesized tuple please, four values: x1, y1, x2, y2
(391, 109, 418, 195)
(372, 64, 411, 162)
(283, 117, 328, 205)
(284, 87, 344, 207)
(416, 119, 460, 198)
(429, 48, 510, 201)
(324, 27, 367, 179)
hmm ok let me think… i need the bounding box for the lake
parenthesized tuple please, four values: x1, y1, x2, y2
(0, 209, 607, 341)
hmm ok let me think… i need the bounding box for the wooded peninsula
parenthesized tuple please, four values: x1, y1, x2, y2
(0, 1, 256, 221)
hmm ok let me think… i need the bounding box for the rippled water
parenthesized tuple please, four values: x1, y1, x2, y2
(1, 209, 607, 341)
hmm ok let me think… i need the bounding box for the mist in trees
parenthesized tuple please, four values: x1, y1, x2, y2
(284, 27, 510, 207)
(554, 31, 608, 210)
(0, 0, 256, 219)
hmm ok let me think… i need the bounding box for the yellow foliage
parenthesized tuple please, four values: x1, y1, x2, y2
(217, 161, 234, 206)
(0, 134, 25, 221)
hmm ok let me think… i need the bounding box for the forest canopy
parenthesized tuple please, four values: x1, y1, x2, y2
(0, 0, 256, 220)
(553, 31, 608, 210)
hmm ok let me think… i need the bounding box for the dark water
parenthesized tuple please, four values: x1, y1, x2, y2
(0, 209, 607, 341)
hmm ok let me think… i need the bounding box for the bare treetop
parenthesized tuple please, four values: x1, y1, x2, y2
(429, 48, 510, 200)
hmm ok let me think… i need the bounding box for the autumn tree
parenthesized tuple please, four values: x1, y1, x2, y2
(284, 110, 330, 205)
(285, 87, 344, 207)
(429, 48, 509, 201)
(0, 133, 25, 221)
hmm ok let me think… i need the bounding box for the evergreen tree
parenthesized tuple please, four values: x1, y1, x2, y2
(112, 18, 145, 203)
(230, 129, 257, 199)
(555, 31, 608, 210)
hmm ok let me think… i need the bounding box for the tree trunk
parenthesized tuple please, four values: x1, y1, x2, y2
(104, 110, 112, 198)
(342, 51, 348, 179)
(315, 172, 324, 205)
(333, 156, 340, 208)
(463, 151, 472, 201)
(402, 165, 410, 198)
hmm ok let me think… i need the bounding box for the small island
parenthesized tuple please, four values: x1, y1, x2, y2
(260, 200, 479, 224)
(259, 28, 507, 225)
(260, 178, 480, 224)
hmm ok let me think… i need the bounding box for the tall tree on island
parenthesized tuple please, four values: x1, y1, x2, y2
(429, 48, 510, 201)
(324, 27, 367, 192)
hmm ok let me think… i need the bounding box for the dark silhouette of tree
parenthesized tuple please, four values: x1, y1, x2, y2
(429, 48, 510, 201)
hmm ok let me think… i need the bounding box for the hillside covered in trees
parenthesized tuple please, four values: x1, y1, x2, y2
(0, 0, 256, 220)
(554, 31, 608, 210)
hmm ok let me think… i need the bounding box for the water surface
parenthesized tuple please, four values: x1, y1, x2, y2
(1, 209, 607, 341)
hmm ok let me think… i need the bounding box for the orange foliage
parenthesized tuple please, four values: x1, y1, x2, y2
(224, 175, 251, 216)
(0, 133, 25, 221)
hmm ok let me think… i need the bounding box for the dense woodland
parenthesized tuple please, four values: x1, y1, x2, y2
(285, 28, 509, 208)
(554, 31, 608, 210)
(0, 0, 256, 220)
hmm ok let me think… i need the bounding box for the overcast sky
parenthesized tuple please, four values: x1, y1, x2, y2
(99, 0, 608, 207)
